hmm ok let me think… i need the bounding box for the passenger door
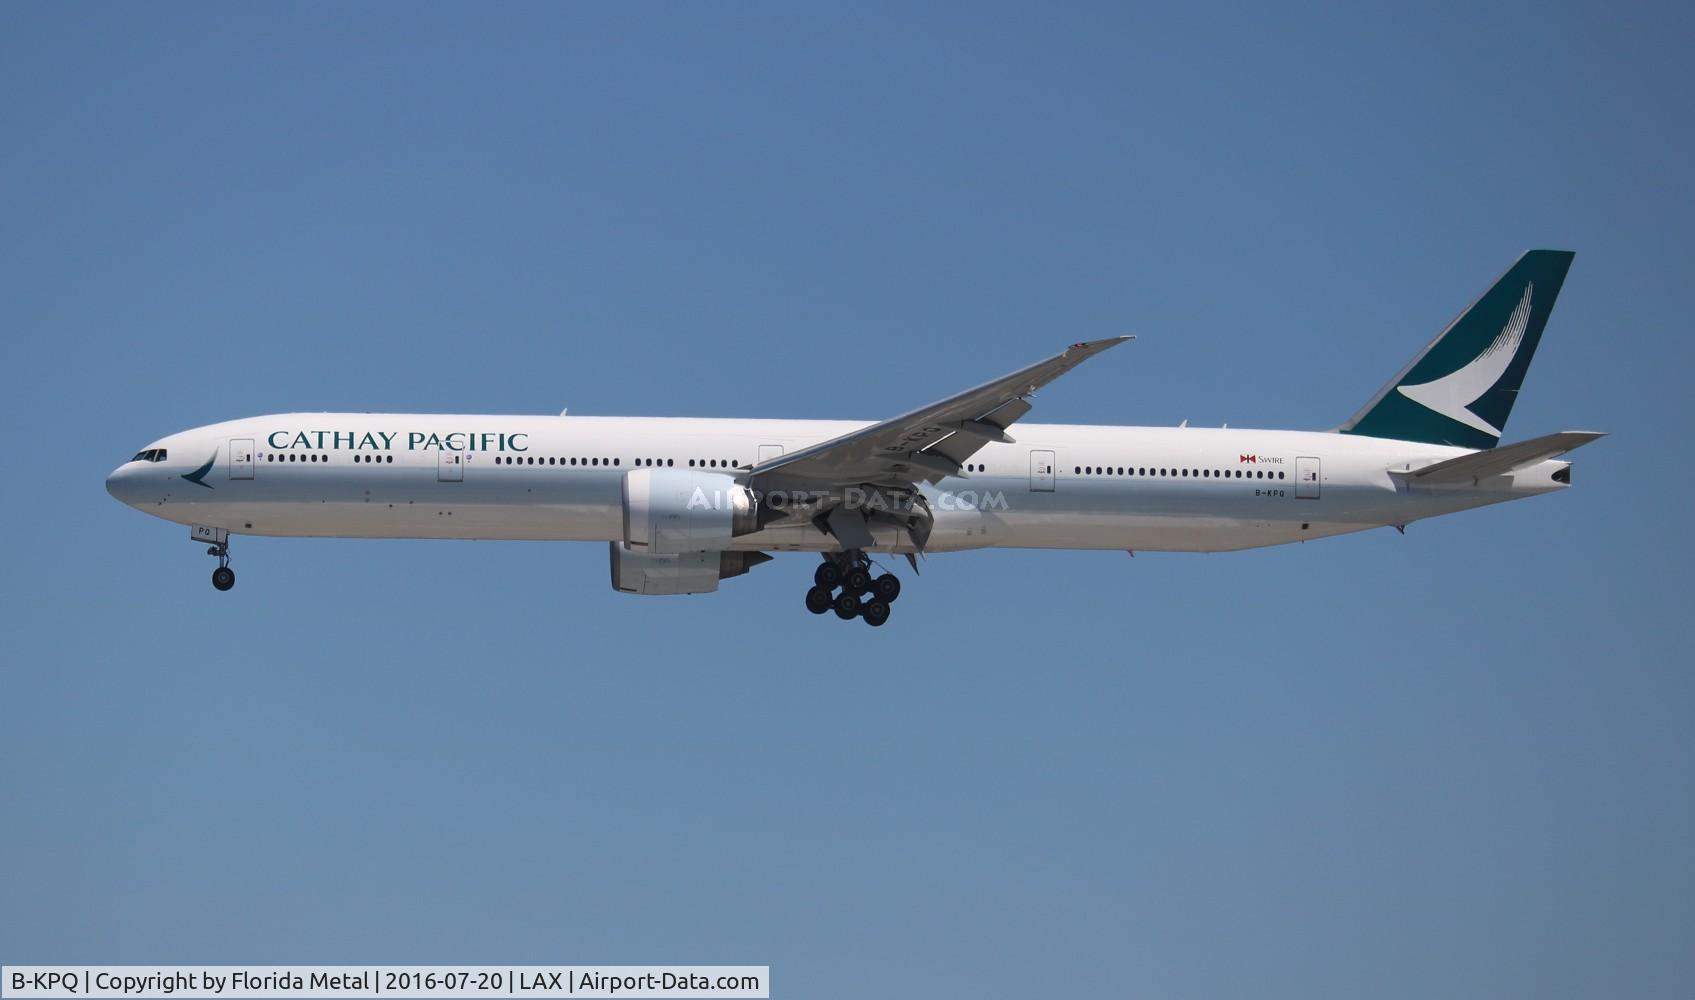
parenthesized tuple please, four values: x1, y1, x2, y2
(1029, 450, 1056, 492)
(228, 438, 254, 480)
(1296, 456, 1321, 499)
(437, 450, 464, 483)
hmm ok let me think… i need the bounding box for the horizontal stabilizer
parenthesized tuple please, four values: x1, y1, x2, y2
(1393, 431, 1605, 485)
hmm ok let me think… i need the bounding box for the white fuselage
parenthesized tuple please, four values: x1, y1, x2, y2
(105, 413, 1573, 554)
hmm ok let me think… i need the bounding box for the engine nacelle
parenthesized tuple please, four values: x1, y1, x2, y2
(609, 543, 772, 596)
(622, 468, 758, 554)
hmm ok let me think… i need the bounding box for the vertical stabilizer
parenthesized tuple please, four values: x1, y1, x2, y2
(1338, 250, 1574, 448)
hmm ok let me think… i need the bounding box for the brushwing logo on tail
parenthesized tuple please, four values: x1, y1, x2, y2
(1396, 283, 1533, 438)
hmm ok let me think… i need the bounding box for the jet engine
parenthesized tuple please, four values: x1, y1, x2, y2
(621, 468, 758, 553)
(609, 543, 772, 596)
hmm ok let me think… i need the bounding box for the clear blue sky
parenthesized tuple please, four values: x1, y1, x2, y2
(2, 3, 1690, 996)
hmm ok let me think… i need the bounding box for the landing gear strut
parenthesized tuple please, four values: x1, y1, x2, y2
(804, 551, 899, 626)
(206, 536, 235, 591)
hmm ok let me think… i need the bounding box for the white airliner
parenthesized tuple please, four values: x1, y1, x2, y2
(108, 250, 1601, 626)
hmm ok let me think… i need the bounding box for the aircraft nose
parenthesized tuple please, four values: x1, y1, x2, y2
(106, 464, 142, 505)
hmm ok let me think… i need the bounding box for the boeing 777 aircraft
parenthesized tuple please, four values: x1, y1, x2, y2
(108, 250, 1601, 626)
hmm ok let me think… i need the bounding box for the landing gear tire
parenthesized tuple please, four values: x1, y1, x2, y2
(808, 552, 901, 623)
(201, 530, 235, 591)
(805, 585, 835, 615)
(814, 562, 843, 588)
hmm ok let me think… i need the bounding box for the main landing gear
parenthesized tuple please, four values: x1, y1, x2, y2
(805, 552, 900, 627)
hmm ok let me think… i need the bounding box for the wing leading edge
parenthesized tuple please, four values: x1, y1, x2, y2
(752, 336, 1132, 486)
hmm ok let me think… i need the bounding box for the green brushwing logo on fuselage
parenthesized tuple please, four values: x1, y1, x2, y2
(181, 452, 216, 488)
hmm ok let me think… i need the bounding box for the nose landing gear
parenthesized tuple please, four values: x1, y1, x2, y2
(193, 524, 236, 591)
(209, 540, 235, 590)
(804, 551, 899, 626)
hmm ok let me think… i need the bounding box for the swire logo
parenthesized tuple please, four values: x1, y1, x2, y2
(1239, 454, 1257, 463)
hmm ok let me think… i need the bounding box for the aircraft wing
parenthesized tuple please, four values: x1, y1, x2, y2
(751, 337, 1132, 486)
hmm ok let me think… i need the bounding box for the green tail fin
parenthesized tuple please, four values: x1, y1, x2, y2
(1337, 250, 1574, 449)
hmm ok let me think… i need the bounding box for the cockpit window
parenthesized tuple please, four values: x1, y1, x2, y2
(131, 449, 167, 463)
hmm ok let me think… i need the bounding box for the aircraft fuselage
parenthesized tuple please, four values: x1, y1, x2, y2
(106, 412, 1570, 554)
